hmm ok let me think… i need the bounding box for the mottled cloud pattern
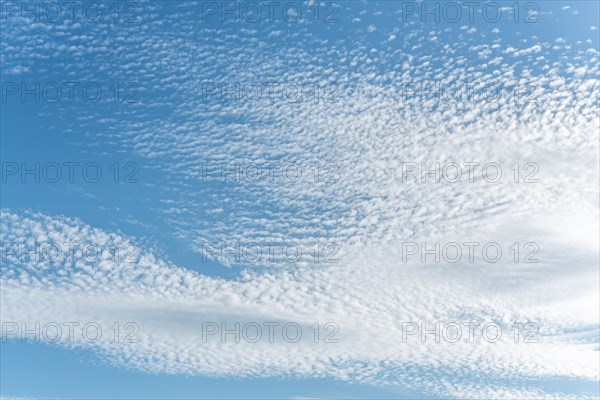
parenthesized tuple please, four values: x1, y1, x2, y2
(1, 1, 599, 398)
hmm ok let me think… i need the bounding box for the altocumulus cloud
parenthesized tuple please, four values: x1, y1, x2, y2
(1, 1, 599, 398)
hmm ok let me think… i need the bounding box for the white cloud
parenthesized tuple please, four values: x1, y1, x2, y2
(1, 3, 599, 397)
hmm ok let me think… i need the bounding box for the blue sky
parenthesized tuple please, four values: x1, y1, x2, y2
(1, 1, 599, 399)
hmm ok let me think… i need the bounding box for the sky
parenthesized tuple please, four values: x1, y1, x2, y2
(0, 0, 599, 399)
